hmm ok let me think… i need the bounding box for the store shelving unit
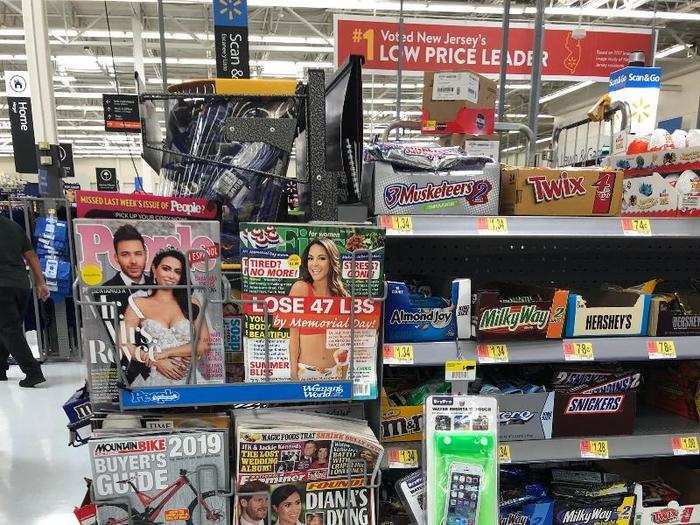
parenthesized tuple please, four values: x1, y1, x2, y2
(379, 215, 700, 238)
(380, 212, 700, 473)
(384, 336, 700, 366)
(382, 409, 700, 469)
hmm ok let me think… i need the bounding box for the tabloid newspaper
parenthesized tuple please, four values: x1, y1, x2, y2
(239, 222, 385, 399)
(234, 413, 383, 525)
(89, 429, 229, 525)
(74, 219, 225, 408)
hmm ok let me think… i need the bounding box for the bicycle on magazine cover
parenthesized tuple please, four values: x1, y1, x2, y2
(97, 468, 226, 525)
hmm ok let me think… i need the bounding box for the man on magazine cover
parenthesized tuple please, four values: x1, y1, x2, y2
(295, 441, 318, 471)
(238, 481, 270, 525)
(98, 224, 154, 383)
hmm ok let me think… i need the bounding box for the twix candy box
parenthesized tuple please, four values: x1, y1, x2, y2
(473, 284, 569, 340)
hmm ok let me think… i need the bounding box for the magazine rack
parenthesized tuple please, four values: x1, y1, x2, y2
(88, 445, 232, 525)
(76, 246, 386, 409)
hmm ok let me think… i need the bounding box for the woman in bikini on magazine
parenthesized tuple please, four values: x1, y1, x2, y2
(288, 237, 349, 381)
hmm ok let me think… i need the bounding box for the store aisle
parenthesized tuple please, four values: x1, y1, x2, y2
(0, 362, 91, 524)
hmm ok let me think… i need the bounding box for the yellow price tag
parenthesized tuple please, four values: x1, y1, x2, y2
(397, 449, 419, 467)
(477, 216, 508, 234)
(383, 344, 414, 365)
(563, 342, 595, 361)
(673, 436, 699, 455)
(476, 344, 509, 364)
(622, 218, 652, 236)
(445, 360, 476, 382)
(380, 215, 413, 234)
(580, 439, 609, 459)
(648, 340, 677, 359)
(498, 444, 511, 463)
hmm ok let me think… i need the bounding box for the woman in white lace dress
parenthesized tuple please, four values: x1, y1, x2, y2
(123, 248, 210, 386)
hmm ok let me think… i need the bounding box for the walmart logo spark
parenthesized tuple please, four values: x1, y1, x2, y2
(218, 0, 244, 21)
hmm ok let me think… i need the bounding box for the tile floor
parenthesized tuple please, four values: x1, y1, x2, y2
(0, 362, 91, 524)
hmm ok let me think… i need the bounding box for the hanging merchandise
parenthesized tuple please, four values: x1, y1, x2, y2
(424, 395, 499, 525)
(239, 222, 385, 399)
(140, 78, 301, 262)
(233, 409, 383, 525)
(34, 214, 72, 301)
(73, 218, 225, 409)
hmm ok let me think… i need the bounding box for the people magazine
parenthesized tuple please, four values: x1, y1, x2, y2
(73, 218, 225, 408)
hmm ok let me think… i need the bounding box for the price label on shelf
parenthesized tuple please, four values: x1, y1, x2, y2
(621, 218, 652, 236)
(580, 439, 609, 459)
(647, 340, 677, 360)
(672, 436, 700, 455)
(477, 217, 509, 234)
(445, 360, 476, 382)
(379, 215, 413, 234)
(476, 344, 509, 364)
(563, 342, 595, 361)
(383, 344, 414, 365)
(498, 444, 511, 464)
(388, 448, 419, 468)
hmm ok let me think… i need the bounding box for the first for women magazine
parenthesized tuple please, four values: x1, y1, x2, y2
(239, 222, 385, 399)
(74, 218, 225, 408)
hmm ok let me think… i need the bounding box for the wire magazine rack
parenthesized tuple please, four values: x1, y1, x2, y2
(74, 247, 387, 410)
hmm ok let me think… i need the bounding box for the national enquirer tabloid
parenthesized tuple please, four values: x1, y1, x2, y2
(239, 223, 385, 399)
(74, 219, 225, 408)
(235, 428, 383, 525)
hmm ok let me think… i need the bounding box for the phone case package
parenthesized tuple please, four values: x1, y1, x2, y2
(424, 395, 499, 525)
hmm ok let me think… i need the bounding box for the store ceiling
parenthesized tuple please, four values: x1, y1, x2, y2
(0, 0, 699, 158)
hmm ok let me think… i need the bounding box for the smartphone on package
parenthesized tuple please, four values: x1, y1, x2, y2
(445, 463, 483, 525)
(424, 395, 499, 525)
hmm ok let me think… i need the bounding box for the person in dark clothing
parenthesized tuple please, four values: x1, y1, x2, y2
(0, 215, 49, 387)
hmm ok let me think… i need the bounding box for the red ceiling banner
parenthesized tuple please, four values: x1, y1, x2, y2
(335, 15, 653, 81)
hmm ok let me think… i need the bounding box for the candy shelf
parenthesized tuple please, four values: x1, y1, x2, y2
(378, 215, 700, 238)
(622, 161, 700, 178)
(383, 336, 700, 366)
(381, 410, 700, 469)
(506, 409, 700, 464)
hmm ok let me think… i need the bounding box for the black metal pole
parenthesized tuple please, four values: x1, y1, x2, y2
(527, 0, 546, 163)
(395, 0, 404, 139)
(497, 0, 511, 122)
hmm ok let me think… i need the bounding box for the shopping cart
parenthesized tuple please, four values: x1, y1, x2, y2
(550, 100, 630, 168)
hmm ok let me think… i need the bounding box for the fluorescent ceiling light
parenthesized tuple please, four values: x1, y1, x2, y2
(656, 44, 692, 58)
(540, 80, 594, 103)
(73, 0, 700, 20)
(536, 137, 552, 144)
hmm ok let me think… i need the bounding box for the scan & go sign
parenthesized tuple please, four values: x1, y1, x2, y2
(335, 15, 652, 81)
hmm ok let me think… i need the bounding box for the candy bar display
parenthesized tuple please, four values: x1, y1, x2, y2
(552, 367, 639, 437)
(648, 291, 700, 336)
(384, 279, 471, 343)
(362, 142, 499, 216)
(473, 284, 569, 341)
(499, 166, 624, 216)
(642, 362, 700, 421)
(565, 289, 651, 338)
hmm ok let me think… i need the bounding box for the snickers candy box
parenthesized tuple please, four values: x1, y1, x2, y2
(473, 284, 569, 340)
